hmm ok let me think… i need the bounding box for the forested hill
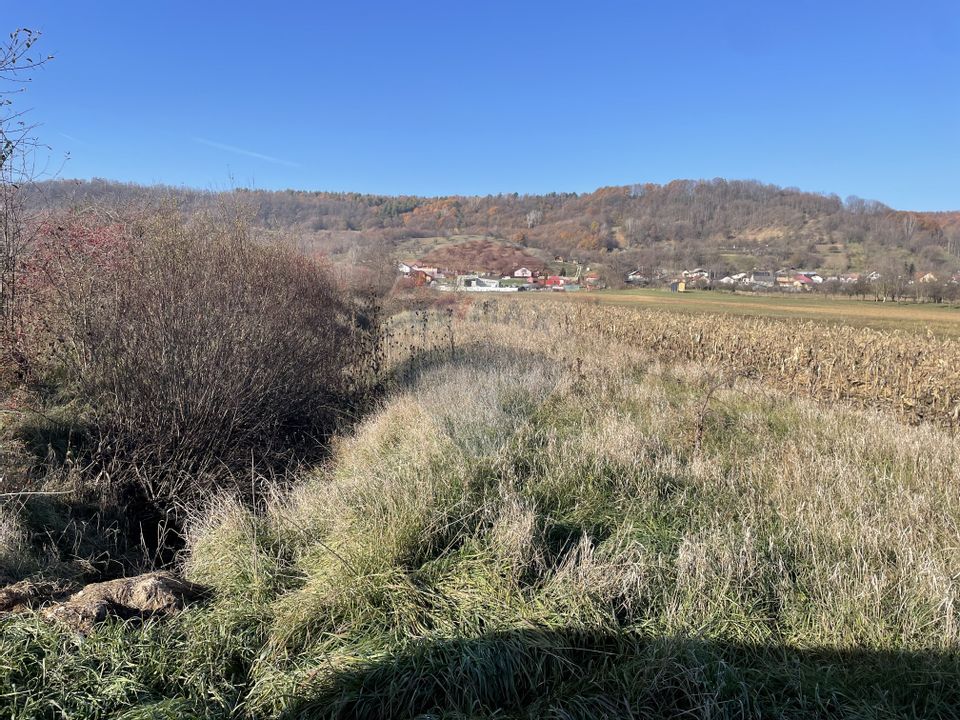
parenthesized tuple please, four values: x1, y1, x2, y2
(27, 178, 960, 277)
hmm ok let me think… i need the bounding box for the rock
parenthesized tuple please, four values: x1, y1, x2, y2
(40, 571, 207, 634)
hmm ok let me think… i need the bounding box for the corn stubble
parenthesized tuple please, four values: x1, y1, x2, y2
(469, 297, 960, 428)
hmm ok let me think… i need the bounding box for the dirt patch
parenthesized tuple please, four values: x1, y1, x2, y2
(38, 572, 207, 634)
(0, 578, 80, 613)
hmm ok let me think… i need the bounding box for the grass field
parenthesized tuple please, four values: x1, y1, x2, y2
(3, 309, 959, 718)
(544, 287, 960, 336)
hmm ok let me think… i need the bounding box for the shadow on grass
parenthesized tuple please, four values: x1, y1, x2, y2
(282, 628, 960, 720)
(385, 339, 562, 391)
(12, 410, 87, 472)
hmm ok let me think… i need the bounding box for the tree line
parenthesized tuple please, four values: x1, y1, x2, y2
(26, 176, 960, 279)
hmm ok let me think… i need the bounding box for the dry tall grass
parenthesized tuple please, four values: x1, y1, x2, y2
(466, 297, 960, 428)
(185, 312, 960, 715)
(0, 305, 957, 717)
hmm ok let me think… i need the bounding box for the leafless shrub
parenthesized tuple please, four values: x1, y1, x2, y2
(40, 205, 380, 514)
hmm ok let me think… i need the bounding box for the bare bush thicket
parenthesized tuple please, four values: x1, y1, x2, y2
(33, 206, 381, 512)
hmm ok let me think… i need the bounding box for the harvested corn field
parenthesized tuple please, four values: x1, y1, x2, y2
(446, 299, 960, 428)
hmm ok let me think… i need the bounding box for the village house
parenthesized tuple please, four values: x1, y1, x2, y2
(682, 268, 710, 281)
(748, 270, 775, 288)
(583, 271, 602, 288)
(775, 274, 795, 290)
(410, 269, 433, 287)
(513, 267, 534, 279)
(794, 270, 824, 284)
(455, 275, 518, 292)
(626, 269, 650, 284)
(917, 272, 938, 284)
(398, 260, 447, 279)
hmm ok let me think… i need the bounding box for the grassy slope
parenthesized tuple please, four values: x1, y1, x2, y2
(548, 287, 960, 337)
(0, 313, 958, 718)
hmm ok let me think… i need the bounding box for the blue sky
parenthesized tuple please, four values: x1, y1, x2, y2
(15, 1, 960, 209)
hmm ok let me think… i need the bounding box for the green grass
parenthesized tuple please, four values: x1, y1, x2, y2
(0, 314, 958, 717)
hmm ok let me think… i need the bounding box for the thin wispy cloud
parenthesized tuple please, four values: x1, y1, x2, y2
(193, 137, 299, 167)
(58, 132, 94, 148)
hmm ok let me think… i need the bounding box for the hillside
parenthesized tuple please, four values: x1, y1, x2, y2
(416, 237, 546, 276)
(27, 178, 960, 279)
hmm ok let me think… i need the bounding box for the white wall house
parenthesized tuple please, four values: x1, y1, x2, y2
(456, 275, 519, 292)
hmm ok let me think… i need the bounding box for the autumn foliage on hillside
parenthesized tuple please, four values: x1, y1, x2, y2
(418, 238, 545, 276)
(27, 178, 960, 276)
(919, 212, 960, 241)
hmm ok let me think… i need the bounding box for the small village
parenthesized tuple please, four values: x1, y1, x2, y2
(397, 258, 960, 297)
(396, 259, 600, 293)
